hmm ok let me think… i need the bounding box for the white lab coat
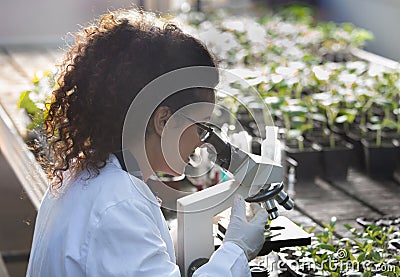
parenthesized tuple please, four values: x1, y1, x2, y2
(26, 154, 250, 276)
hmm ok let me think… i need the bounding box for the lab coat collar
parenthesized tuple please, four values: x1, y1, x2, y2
(109, 151, 162, 207)
(111, 149, 143, 180)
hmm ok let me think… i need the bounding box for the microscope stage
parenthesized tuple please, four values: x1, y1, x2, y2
(217, 216, 311, 256)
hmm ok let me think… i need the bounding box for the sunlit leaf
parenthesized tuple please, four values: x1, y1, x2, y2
(18, 91, 40, 116)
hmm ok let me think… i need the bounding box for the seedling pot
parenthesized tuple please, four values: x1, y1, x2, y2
(284, 141, 322, 183)
(304, 135, 354, 182)
(362, 138, 399, 179)
(345, 128, 368, 171)
(320, 141, 354, 182)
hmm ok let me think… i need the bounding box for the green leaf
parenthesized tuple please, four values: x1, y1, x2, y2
(281, 104, 308, 116)
(299, 124, 313, 132)
(376, 234, 386, 245)
(18, 90, 40, 116)
(311, 113, 327, 122)
(371, 250, 381, 262)
(319, 244, 336, 252)
(343, 223, 353, 230)
(264, 96, 283, 109)
(368, 123, 382, 131)
(307, 226, 316, 234)
(357, 252, 366, 264)
(286, 129, 302, 140)
(365, 243, 373, 253)
(26, 111, 44, 130)
(335, 115, 348, 124)
(343, 108, 358, 123)
(348, 250, 357, 261)
(353, 29, 374, 46)
(382, 118, 398, 129)
(363, 272, 371, 277)
(357, 252, 366, 263)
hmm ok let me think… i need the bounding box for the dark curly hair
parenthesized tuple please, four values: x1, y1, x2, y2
(45, 9, 218, 189)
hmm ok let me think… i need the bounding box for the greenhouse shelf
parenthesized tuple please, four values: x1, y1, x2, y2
(0, 103, 47, 210)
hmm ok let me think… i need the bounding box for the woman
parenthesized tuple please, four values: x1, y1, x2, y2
(27, 8, 268, 276)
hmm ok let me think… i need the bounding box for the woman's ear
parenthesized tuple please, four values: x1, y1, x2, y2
(152, 106, 171, 137)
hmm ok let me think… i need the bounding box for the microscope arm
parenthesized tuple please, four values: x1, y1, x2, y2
(176, 179, 247, 276)
(176, 149, 285, 275)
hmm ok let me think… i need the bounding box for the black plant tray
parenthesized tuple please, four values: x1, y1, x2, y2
(356, 215, 400, 228)
(217, 216, 312, 256)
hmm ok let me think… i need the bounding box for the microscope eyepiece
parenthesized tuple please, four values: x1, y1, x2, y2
(201, 127, 294, 220)
(204, 131, 232, 170)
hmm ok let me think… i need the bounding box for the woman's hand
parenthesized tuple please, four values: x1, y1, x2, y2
(223, 194, 268, 261)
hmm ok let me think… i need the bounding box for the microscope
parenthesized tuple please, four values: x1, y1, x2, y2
(176, 126, 311, 276)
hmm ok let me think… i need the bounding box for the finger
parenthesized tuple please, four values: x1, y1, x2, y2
(250, 206, 269, 225)
(249, 203, 262, 215)
(231, 194, 246, 219)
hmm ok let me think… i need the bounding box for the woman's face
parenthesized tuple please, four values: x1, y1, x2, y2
(160, 102, 214, 176)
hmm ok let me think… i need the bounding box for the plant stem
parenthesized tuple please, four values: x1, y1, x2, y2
(384, 107, 390, 120)
(307, 115, 313, 130)
(329, 133, 335, 148)
(376, 128, 382, 146)
(298, 136, 304, 151)
(361, 113, 366, 135)
(283, 113, 291, 131)
(344, 122, 349, 133)
(295, 83, 302, 99)
(368, 108, 372, 122)
(230, 109, 236, 127)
